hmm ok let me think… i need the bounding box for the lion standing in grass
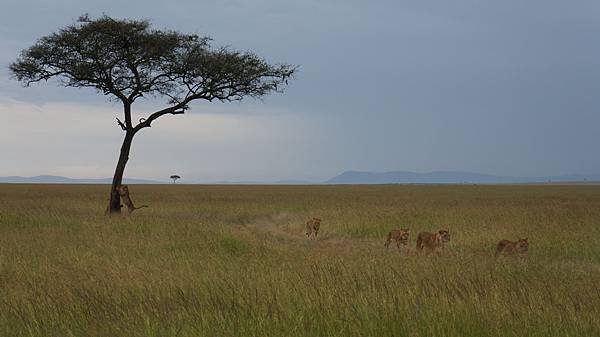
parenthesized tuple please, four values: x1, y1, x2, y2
(495, 238, 528, 257)
(305, 217, 321, 240)
(384, 229, 410, 250)
(416, 230, 451, 254)
(117, 184, 148, 214)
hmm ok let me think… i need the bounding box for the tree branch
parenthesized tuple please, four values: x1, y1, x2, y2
(133, 104, 187, 133)
(115, 117, 127, 131)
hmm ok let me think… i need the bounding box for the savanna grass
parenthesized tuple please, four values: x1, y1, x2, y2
(0, 184, 599, 336)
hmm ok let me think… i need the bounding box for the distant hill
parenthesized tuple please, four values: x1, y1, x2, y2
(326, 171, 600, 184)
(0, 175, 164, 184)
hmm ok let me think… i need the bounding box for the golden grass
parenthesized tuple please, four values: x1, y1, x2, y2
(0, 184, 599, 336)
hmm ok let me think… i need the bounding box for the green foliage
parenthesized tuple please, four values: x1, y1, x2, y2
(0, 184, 599, 336)
(10, 15, 295, 106)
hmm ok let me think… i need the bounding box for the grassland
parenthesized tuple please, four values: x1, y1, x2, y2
(0, 184, 599, 337)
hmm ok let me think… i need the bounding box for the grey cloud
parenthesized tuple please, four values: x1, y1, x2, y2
(1, 0, 600, 181)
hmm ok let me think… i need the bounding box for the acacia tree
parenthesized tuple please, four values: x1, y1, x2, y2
(170, 175, 181, 184)
(11, 15, 295, 213)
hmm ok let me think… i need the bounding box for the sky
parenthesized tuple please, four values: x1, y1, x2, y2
(1, 0, 599, 183)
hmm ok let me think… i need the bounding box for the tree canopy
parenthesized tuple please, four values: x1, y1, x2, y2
(10, 14, 296, 132)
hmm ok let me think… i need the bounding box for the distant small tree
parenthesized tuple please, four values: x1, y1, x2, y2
(170, 175, 181, 184)
(11, 15, 296, 213)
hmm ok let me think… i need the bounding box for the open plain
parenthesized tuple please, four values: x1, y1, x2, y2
(0, 184, 599, 337)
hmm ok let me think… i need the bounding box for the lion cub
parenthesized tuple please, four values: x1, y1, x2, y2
(384, 229, 410, 250)
(495, 238, 528, 257)
(117, 184, 148, 214)
(305, 217, 322, 240)
(416, 230, 451, 254)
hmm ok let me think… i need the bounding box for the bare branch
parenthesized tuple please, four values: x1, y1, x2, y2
(115, 117, 127, 131)
(133, 104, 187, 133)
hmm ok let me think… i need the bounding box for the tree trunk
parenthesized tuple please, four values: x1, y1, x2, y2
(108, 131, 135, 214)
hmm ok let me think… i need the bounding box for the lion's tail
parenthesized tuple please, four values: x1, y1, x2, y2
(134, 205, 149, 210)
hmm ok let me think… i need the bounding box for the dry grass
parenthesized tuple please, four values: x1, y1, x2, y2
(0, 184, 599, 336)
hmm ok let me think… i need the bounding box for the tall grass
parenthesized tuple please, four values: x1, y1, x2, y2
(0, 184, 599, 336)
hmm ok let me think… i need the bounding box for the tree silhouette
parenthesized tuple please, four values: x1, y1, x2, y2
(170, 175, 181, 184)
(10, 15, 296, 213)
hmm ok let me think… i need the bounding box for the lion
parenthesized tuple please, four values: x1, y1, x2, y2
(384, 229, 410, 250)
(495, 238, 528, 257)
(416, 230, 450, 254)
(117, 184, 148, 214)
(305, 217, 321, 240)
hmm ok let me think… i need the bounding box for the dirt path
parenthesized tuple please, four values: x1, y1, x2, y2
(235, 212, 416, 256)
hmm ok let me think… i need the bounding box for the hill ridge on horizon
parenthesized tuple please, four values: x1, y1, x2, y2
(2, 171, 600, 185)
(326, 170, 600, 184)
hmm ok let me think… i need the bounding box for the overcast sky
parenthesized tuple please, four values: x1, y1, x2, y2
(1, 0, 599, 182)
